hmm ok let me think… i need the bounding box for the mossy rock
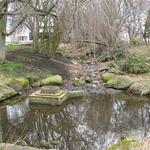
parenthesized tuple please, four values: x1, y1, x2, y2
(101, 73, 115, 83)
(108, 138, 142, 150)
(129, 81, 150, 96)
(106, 76, 133, 90)
(8, 77, 29, 92)
(27, 75, 40, 84)
(74, 77, 86, 86)
(0, 83, 17, 101)
(41, 75, 63, 86)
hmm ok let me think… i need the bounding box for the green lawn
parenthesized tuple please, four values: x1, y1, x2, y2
(5, 44, 32, 51)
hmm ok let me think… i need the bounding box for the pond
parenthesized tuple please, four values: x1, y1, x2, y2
(0, 92, 150, 150)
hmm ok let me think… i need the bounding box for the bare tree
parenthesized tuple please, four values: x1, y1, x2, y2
(0, 0, 61, 62)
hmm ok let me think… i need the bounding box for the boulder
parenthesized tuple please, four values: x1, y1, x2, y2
(41, 75, 63, 86)
(101, 73, 115, 83)
(7, 78, 29, 92)
(0, 83, 17, 101)
(129, 81, 150, 96)
(106, 76, 133, 90)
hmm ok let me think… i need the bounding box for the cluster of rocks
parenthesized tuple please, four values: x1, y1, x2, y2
(0, 75, 63, 102)
(102, 72, 150, 96)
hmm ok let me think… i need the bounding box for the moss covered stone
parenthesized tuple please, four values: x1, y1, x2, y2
(106, 76, 133, 90)
(101, 73, 115, 83)
(74, 77, 86, 86)
(8, 77, 29, 92)
(27, 75, 39, 84)
(41, 75, 63, 86)
(0, 83, 17, 101)
(108, 138, 142, 150)
(129, 81, 150, 96)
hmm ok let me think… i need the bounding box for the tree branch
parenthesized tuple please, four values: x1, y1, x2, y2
(2, 15, 27, 36)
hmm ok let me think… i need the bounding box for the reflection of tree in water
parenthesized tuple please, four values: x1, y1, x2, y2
(24, 101, 103, 150)
(1, 100, 98, 150)
(0, 94, 150, 150)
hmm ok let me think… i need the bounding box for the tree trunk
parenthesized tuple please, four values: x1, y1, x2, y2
(32, 19, 39, 52)
(32, 31, 39, 52)
(0, 32, 6, 62)
(0, 1, 7, 62)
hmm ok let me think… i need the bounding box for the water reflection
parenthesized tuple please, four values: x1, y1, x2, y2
(0, 93, 150, 150)
(6, 100, 29, 126)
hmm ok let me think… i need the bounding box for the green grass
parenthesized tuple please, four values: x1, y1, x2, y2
(5, 44, 31, 51)
(0, 62, 24, 73)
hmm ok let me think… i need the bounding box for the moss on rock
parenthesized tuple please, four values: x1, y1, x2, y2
(106, 76, 133, 90)
(74, 77, 86, 86)
(0, 83, 17, 101)
(7, 77, 29, 92)
(129, 81, 150, 96)
(101, 73, 115, 83)
(41, 75, 63, 86)
(108, 138, 142, 150)
(27, 75, 40, 84)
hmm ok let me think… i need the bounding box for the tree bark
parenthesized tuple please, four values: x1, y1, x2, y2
(32, 20, 39, 52)
(0, 1, 7, 62)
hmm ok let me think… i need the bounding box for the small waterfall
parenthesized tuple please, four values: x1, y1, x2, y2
(6, 100, 29, 126)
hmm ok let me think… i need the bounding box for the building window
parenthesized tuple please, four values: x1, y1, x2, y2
(18, 36, 27, 41)
(29, 32, 33, 40)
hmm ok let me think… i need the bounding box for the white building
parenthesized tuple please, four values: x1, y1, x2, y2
(6, 20, 33, 45)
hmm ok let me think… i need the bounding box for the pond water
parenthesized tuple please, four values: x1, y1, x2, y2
(0, 93, 150, 150)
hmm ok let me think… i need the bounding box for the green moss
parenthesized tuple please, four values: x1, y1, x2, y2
(7, 78, 30, 91)
(0, 83, 17, 101)
(0, 62, 23, 73)
(74, 77, 86, 86)
(27, 75, 40, 84)
(108, 138, 142, 150)
(41, 75, 63, 86)
(106, 76, 133, 90)
(129, 81, 150, 96)
(11, 78, 29, 88)
(101, 73, 115, 83)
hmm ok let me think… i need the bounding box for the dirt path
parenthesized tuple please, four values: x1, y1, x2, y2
(6, 49, 82, 79)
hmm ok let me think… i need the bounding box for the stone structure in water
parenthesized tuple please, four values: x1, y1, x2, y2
(28, 86, 84, 105)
